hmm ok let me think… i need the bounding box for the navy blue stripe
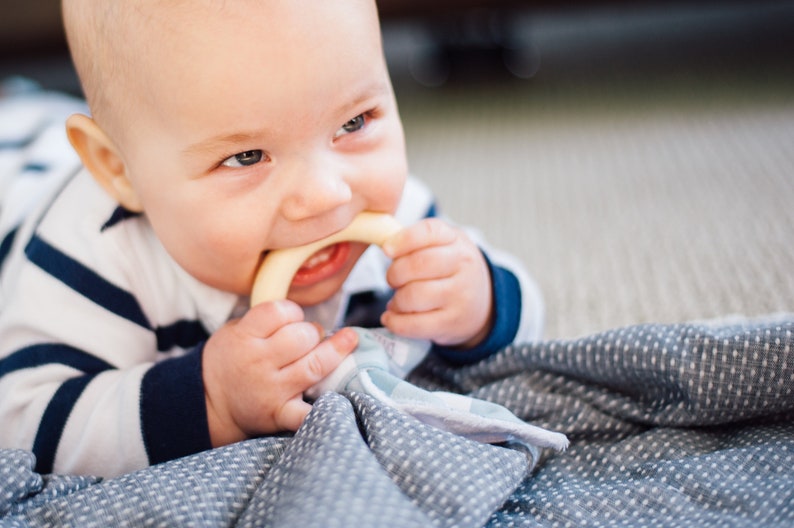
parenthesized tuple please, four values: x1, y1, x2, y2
(424, 201, 438, 218)
(22, 162, 49, 173)
(0, 343, 114, 377)
(25, 234, 151, 329)
(140, 346, 212, 465)
(154, 320, 209, 352)
(0, 226, 18, 268)
(101, 206, 142, 232)
(0, 137, 35, 150)
(33, 374, 97, 474)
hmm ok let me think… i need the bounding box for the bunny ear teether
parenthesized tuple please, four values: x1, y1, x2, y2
(250, 212, 403, 306)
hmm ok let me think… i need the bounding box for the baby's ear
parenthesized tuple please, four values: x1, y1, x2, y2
(65, 114, 143, 212)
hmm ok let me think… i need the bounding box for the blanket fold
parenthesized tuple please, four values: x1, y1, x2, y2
(306, 327, 569, 465)
(2, 314, 793, 527)
(3, 393, 527, 528)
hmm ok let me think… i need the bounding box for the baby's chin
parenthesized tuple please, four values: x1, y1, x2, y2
(286, 277, 348, 307)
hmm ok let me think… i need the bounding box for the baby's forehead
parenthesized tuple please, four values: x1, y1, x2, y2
(68, 0, 383, 131)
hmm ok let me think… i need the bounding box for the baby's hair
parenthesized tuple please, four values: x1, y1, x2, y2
(62, 1, 147, 142)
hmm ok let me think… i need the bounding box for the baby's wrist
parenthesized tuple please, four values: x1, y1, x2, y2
(459, 312, 494, 350)
(205, 393, 248, 448)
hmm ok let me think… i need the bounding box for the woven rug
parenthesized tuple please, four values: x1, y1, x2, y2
(397, 70, 794, 339)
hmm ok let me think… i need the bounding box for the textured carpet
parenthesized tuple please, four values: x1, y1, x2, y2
(395, 69, 794, 339)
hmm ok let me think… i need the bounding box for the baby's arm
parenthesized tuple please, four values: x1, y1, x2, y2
(202, 300, 357, 447)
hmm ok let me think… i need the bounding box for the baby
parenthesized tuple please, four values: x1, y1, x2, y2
(0, 0, 543, 477)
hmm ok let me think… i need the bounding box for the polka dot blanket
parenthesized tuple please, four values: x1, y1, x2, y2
(2, 313, 792, 527)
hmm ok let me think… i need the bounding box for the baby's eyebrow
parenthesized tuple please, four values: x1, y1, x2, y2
(183, 132, 263, 156)
(337, 80, 390, 117)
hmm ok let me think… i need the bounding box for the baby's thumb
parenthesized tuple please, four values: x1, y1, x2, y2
(327, 327, 359, 356)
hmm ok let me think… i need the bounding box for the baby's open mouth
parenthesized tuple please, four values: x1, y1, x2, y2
(290, 242, 352, 287)
(250, 212, 402, 304)
(299, 245, 338, 271)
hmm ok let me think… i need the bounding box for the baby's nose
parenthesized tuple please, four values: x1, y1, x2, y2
(280, 159, 353, 221)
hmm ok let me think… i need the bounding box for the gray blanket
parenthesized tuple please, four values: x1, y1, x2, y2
(2, 314, 793, 527)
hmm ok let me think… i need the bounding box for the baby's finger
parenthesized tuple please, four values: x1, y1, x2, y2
(386, 244, 458, 289)
(382, 218, 457, 259)
(381, 309, 450, 343)
(267, 321, 324, 366)
(386, 278, 448, 315)
(236, 300, 304, 338)
(281, 327, 359, 390)
(275, 397, 314, 432)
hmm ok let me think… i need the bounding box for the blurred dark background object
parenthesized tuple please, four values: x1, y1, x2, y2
(379, 1, 794, 87)
(2, 1, 794, 94)
(0, 0, 65, 52)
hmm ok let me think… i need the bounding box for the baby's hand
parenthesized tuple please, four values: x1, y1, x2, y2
(381, 218, 493, 349)
(202, 300, 358, 447)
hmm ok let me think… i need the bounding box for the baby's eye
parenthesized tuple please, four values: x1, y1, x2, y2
(221, 150, 265, 168)
(334, 114, 366, 138)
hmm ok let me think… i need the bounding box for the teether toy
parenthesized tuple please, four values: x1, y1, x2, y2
(251, 212, 402, 305)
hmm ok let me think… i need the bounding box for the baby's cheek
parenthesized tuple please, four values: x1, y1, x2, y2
(378, 158, 408, 210)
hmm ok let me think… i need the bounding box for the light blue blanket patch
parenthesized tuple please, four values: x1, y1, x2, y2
(306, 327, 568, 469)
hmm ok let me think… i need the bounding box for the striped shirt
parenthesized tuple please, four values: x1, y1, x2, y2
(0, 89, 543, 477)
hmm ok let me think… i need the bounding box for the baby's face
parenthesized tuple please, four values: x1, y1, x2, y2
(116, 0, 407, 305)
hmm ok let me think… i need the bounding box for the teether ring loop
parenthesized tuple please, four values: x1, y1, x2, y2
(251, 212, 402, 305)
